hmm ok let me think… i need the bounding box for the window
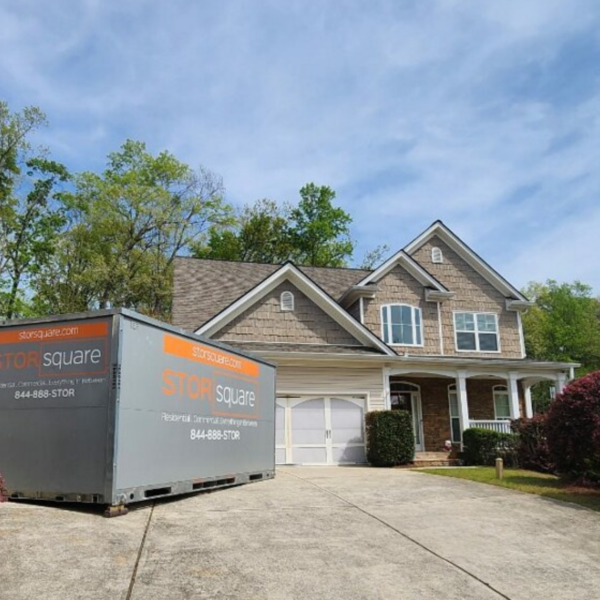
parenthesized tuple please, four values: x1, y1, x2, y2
(381, 304, 422, 346)
(448, 384, 461, 443)
(431, 247, 443, 263)
(280, 291, 294, 311)
(493, 385, 511, 419)
(454, 312, 499, 352)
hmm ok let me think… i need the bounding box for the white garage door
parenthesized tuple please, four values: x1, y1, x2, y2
(276, 396, 366, 465)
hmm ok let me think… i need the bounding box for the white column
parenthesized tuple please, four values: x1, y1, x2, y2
(556, 373, 567, 394)
(523, 385, 533, 419)
(382, 367, 391, 410)
(456, 370, 470, 446)
(507, 372, 521, 419)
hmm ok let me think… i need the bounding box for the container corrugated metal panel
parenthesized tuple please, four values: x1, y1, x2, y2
(275, 365, 385, 410)
(0, 309, 276, 508)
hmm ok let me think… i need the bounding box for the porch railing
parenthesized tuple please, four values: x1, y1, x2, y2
(468, 420, 512, 434)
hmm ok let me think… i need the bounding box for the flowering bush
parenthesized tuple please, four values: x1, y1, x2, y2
(546, 371, 600, 483)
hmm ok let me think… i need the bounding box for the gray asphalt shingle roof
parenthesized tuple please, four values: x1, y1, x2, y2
(172, 257, 372, 332)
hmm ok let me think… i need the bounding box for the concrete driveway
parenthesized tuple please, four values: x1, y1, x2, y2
(1, 467, 599, 600)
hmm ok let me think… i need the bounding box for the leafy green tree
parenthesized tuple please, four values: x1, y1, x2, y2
(287, 183, 354, 267)
(522, 280, 600, 412)
(193, 199, 292, 263)
(35, 140, 231, 319)
(194, 185, 355, 267)
(0, 102, 69, 319)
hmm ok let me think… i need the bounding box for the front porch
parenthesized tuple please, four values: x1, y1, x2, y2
(384, 364, 571, 452)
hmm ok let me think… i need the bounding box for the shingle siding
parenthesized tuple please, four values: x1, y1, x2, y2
(213, 281, 361, 345)
(362, 264, 441, 355)
(410, 236, 523, 359)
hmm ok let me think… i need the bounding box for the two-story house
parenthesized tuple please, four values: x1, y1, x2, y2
(172, 221, 575, 465)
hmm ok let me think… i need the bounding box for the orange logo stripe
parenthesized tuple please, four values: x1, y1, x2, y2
(163, 335, 259, 378)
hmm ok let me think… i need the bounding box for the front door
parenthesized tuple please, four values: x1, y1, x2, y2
(390, 383, 424, 452)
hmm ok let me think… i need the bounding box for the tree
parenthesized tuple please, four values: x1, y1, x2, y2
(0, 102, 69, 319)
(359, 244, 390, 270)
(521, 280, 600, 412)
(287, 183, 354, 267)
(193, 199, 292, 263)
(193, 184, 355, 267)
(34, 140, 231, 319)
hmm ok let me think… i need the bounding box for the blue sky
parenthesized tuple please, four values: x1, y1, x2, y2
(1, 0, 599, 292)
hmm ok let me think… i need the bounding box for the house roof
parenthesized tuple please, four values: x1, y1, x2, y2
(195, 262, 396, 356)
(172, 257, 370, 331)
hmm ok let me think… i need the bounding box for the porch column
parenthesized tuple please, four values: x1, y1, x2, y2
(455, 370, 470, 444)
(523, 385, 534, 418)
(556, 372, 567, 394)
(507, 372, 521, 419)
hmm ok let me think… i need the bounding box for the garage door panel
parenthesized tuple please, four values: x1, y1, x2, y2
(330, 398, 364, 445)
(332, 445, 366, 464)
(293, 447, 328, 464)
(275, 404, 286, 446)
(291, 398, 326, 445)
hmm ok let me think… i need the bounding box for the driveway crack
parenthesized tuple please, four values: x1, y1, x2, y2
(125, 502, 155, 600)
(282, 471, 513, 600)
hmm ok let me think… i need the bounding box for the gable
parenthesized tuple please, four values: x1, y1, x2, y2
(172, 257, 370, 332)
(196, 262, 395, 355)
(213, 281, 363, 346)
(404, 221, 529, 302)
(411, 236, 512, 305)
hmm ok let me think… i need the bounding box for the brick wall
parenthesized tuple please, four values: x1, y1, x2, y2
(396, 377, 524, 451)
(411, 236, 523, 359)
(214, 281, 360, 345)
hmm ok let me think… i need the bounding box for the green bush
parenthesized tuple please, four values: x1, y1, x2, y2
(462, 428, 518, 467)
(365, 410, 414, 467)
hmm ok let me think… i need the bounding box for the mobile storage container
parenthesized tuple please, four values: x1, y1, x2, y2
(0, 309, 276, 511)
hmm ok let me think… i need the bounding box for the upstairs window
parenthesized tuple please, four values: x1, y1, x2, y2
(280, 291, 294, 311)
(493, 385, 511, 419)
(381, 304, 423, 346)
(454, 312, 499, 352)
(431, 247, 443, 263)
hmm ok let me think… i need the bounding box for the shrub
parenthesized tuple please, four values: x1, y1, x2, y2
(546, 371, 600, 483)
(462, 428, 518, 467)
(511, 415, 554, 473)
(365, 410, 414, 467)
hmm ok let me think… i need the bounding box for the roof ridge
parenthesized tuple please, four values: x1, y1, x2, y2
(174, 255, 373, 273)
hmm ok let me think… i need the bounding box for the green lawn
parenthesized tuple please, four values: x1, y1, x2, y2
(420, 467, 600, 512)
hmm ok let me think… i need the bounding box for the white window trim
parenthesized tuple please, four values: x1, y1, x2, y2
(453, 311, 501, 354)
(493, 385, 511, 420)
(432, 246, 443, 263)
(448, 384, 461, 443)
(381, 304, 424, 347)
(280, 291, 294, 311)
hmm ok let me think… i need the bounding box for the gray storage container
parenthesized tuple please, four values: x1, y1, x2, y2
(0, 309, 276, 509)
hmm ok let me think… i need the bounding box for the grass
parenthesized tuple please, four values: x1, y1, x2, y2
(420, 467, 600, 512)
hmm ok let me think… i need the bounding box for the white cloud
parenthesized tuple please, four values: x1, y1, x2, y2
(0, 0, 599, 290)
